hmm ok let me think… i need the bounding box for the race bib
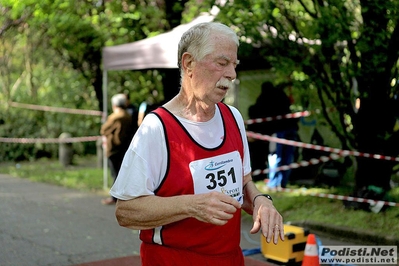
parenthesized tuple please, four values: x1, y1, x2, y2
(189, 151, 243, 204)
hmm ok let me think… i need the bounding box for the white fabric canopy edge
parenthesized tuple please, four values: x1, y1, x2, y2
(102, 14, 215, 71)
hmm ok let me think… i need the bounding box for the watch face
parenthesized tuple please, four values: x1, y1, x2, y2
(264, 194, 272, 201)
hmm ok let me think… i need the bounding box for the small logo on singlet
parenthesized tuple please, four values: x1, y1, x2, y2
(205, 160, 225, 171)
(204, 158, 233, 171)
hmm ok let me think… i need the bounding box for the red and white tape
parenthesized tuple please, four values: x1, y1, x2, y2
(265, 187, 399, 207)
(247, 131, 399, 162)
(245, 111, 310, 125)
(0, 136, 101, 144)
(8, 101, 103, 116)
(245, 107, 336, 125)
(251, 153, 343, 176)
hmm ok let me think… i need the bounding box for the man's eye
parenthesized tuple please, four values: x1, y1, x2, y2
(218, 62, 228, 66)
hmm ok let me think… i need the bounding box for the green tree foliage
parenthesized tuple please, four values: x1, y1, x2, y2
(212, 0, 399, 193)
(3, 0, 398, 197)
(0, 0, 205, 161)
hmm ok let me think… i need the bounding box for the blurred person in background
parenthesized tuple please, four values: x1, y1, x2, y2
(249, 82, 298, 189)
(100, 93, 134, 205)
(124, 92, 139, 135)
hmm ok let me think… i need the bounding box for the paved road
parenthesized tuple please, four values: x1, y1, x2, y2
(1, 174, 395, 266)
(1, 174, 141, 266)
(1, 174, 274, 266)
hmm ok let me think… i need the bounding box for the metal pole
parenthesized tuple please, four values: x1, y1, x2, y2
(102, 70, 108, 191)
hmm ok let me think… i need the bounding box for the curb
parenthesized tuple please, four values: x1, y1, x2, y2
(289, 220, 399, 246)
(73, 255, 275, 266)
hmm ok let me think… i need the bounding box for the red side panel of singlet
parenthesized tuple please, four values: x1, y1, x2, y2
(139, 102, 244, 255)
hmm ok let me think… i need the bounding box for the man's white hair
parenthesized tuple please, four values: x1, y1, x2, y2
(111, 93, 127, 108)
(177, 22, 239, 73)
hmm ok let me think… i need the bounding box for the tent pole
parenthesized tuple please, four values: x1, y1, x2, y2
(102, 70, 108, 191)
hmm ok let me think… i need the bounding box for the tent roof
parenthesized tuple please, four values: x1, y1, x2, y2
(102, 14, 214, 71)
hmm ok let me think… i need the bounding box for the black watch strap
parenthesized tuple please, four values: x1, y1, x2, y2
(253, 194, 273, 206)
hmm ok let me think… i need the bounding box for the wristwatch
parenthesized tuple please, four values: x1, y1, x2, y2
(253, 194, 273, 206)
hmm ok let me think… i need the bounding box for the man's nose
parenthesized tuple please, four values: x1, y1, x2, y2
(224, 64, 237, 81)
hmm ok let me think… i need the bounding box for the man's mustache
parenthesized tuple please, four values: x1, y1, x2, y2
(216, 79, 234, 90)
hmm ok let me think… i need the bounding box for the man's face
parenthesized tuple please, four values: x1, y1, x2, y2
(191, 34, 239, 105)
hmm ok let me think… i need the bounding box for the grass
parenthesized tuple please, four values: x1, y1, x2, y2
(1, 156, 111, 193)
(1, 156, 399, 240)
(268, 190, 399, 234)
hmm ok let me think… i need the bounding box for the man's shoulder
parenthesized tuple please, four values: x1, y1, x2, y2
(106, 112, 119, 121)
(110, 110, 131, 121)
(220, 103, 242, 118)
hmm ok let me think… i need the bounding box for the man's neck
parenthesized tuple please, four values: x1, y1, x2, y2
(165, 93, 216, 122)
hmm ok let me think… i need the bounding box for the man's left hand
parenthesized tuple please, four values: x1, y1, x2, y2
(250, 198, 284, 244)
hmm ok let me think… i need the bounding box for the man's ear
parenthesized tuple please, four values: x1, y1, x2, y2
(182, 52, 195, 76)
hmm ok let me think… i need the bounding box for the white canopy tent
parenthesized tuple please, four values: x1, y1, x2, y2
(100, 14, 214, 189)
(102, 14, 214, 72)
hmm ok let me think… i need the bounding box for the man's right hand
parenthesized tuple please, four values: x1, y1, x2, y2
(189, 191, 241, 225)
